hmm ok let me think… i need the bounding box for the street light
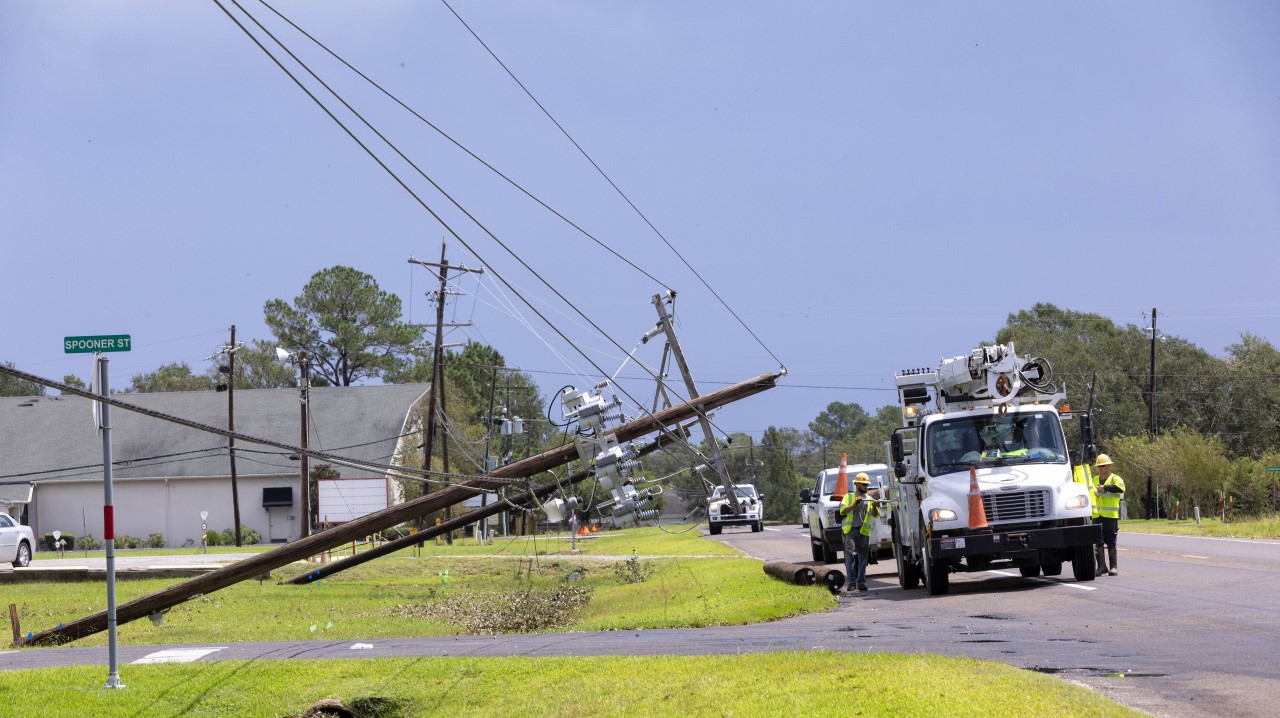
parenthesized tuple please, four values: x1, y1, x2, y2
(276, 347, 312, 539)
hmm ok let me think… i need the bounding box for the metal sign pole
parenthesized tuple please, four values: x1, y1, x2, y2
(98, 355, 124, 689)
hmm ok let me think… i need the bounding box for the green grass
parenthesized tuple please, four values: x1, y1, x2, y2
(1122, 514, 1280, 539)
(0, 652, 1143, 718)
(6, 551, 830, 646)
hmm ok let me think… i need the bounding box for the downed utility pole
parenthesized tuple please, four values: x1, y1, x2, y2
(18, 370, 780, 646)
(284, 425, 690, 585)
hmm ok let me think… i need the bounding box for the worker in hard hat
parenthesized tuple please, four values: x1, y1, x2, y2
(839, 472, 880, 593)
(1094, 454, 1125, 576)
(1072, 455, 1106, 576)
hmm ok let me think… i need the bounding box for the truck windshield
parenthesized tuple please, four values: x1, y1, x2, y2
(924, 411, 1067, 477)
(712, 486, 757, 500)
(820, 469, 888, 494)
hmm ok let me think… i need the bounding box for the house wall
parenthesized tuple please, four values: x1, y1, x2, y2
(31, 474, 303, 547)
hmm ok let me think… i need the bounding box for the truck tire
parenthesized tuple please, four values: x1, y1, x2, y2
(752, 521, 763, 533)
(811, 540, 823, 562)
(1071, 544, 1096, 582)
(894, 528, 921, 589)
(709, 524, 722, 536)
(821, 539, 838, 564)
(923, 536, 949, 596)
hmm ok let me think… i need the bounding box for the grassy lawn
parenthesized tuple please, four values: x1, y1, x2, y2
(6, 526, 825, 646)
(1, 524, 1147, 716)
(0, 652, 1144, 718)
(1122, 514, 1280, 539)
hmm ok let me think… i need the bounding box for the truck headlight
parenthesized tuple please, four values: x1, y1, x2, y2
(929, 508, 958, 523)
(1064, 495, 1089, 510)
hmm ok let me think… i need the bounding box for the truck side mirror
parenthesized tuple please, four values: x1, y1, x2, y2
(894, 461, 907, 479)
(890, 432, 904, 463)
(799, 488, 811, 503)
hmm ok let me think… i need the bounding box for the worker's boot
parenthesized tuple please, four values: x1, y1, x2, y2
(1095, 546, 1108, 577)
(1107, 548, 1118, 576)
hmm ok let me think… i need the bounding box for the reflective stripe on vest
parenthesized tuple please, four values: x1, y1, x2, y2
(841, 493, 874, 536)
(1096, 473, 1125, 518)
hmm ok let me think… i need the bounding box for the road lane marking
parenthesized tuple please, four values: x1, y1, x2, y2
(986, 569, 1097, 590)
(132, 647, 225, 664)
(765, 527, 781, 532)
(1182, 554, 1210, 559)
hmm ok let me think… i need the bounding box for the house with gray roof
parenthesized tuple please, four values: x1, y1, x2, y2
(0, 384, 428, 547)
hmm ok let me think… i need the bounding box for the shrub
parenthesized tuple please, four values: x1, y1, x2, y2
(78, 535, 102, 550)
(113, 535, 141, 550)
(41, 533, 76, 551)
(613, 552, 655, 584)
(204, 529, 224, 547)
(147, 533, 167, 548)
(219, 525, 261, 546)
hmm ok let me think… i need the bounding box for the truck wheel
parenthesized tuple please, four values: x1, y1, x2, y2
(811, 540, 823, 562)
(752, 521, 763, 532)
(821, 540, 838, 564)
(1071, 544, 1096, 582)
(923, 537, 949, 596)
(894, 528, 921, 589)
(709, 524, 722, 536)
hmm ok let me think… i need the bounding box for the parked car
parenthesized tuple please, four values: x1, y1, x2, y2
(0, 513, 35, 568)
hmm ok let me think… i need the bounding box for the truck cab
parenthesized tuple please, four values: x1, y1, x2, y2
(801, 463, 892, 563)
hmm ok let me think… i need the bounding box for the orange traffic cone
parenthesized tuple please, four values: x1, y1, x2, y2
(968, 465, 988, 530)
(832, 452, 850, 500)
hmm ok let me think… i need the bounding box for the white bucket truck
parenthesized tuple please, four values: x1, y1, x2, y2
(887, 344, 1100, 595)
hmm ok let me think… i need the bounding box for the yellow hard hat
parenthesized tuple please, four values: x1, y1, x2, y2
(853, 472, 871, 485)
(1095, 453, 1113, 467)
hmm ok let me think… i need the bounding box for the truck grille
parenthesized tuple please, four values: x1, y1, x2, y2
(981, 489, 1049, 522)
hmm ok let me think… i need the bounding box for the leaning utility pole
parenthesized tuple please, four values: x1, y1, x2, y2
(644, 291, 737, 510)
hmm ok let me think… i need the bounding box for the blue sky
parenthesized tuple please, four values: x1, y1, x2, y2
(3, 1, 1278, 442)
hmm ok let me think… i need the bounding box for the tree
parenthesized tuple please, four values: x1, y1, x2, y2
(809, 402, 871, 445)
(263, 266, 423, 386)
(62, 374, 87, 390)
(123, 362, 216, 393)
(0, 362, 45, 397)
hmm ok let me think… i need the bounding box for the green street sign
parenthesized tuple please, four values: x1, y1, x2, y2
(1267, 467, 1280, 473)
(64, 334, 132, 354)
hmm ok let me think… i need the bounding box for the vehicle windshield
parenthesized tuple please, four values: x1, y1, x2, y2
(820, 469, 888, 494)
(925, 411, 1067, 476)
(712, 485, 757, 500)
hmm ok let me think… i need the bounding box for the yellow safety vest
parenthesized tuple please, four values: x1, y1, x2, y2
(840, 492, 878, 536)
(1096, 472, 1125, 519)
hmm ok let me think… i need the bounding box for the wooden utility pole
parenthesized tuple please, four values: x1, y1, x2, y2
(227, 325, 242, 546)
(409, 244, 482, 542)
(299, 353, 311, 538)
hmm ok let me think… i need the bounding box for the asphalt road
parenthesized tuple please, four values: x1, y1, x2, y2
(4, 525, 1279, 718)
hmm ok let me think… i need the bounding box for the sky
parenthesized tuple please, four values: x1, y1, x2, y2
(3, 1, 1279, 445)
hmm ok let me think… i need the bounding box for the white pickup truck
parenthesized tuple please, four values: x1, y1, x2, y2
(800, 463, 892, 563)
(707, 483, 764, 535)
(0, 513, 35, 567)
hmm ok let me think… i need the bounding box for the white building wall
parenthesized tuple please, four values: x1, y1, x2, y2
(31, 474, 303, 547)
